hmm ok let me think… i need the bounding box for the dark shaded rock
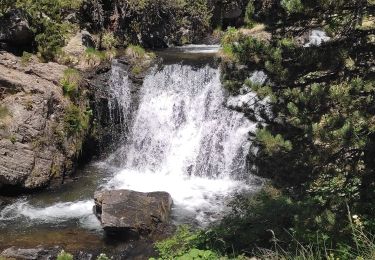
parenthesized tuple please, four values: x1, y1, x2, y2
(209, 0, 248, 28)
(94, 190, 173, 236)
(79, 0, 212, 48)
(0, 9, 34, 48)
(81, 30, 95, 48)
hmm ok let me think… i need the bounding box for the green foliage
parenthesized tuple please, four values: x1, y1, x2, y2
(35, 20, 65, 61)
(131, 64, 143, 75)
(221, 27, 241, 61)
(125, 45, 155, 74)
(102, 31, 118, 50)
(84, 47, 106, 64)
(176, 249, 220, 260)
(125, 44, 147, 60)
(208, 186, 298, 254)
(58, 0, 83, 10)
(244, 0, 255, 28)
(216, 1, 374, 259)
(0, 0, 85, 61)
(154, 225, 202, 259)
(57, 250, 73, 260)
(60, 68, 81, 98)
(256, 128, 292, 155)
(96, 253, 110, 260)
(20, 51, 32, 66)
(281, 0, 304, 14)
(152, 225, 248, 259)
(0, 0, 15, 15)
(64, 104, 91, 135)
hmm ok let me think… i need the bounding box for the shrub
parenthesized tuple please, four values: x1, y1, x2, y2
(64, 104, 91, 135)
(102, 31, 118, 50)
(154, 225, 202, 259)
(244, 0, 255, 28)
(83, 47, 106, 65)
(96, 253, 110, 260)
(20, 51, 32, 66)
(59, 0, 83, 10)
(221, 27, 240, 46)
(60, 68, 81, 98)
(35, 20, 65, 61)
(281, 0, 304, 14)
(125, 44, 147, 60)
(131, 64, 143, 75)
(57, 250, 73, 260)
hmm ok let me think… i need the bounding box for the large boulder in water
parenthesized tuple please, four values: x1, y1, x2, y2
(94, 190, 173, 236)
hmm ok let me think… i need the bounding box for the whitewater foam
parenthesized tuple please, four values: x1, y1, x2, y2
(0, 200, 100, 230)
(104, 64, 260, 225)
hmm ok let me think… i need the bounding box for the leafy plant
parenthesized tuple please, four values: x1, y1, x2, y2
(281, 0, 304, 14)
(57, 250, 73, 260)
(35, 20, 65, 61)
(60, 68, 81, 98)
(64, 104, 91, 135)
(125, 45, 147, 60)
(102, 31, 118, 50)
(83, 47, 106, 65)
(154, 225, 201, 259)
(20, 51, 32, 66)
(244, 0, 255, 28)
(96, 253, 110, 260)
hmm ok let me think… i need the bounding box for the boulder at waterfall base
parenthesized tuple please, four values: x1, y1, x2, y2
(94, 190, 173, 236)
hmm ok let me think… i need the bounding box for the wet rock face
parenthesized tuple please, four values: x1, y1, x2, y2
(0, 9, 34, 49)
(94, 190, 173, 236)
(0, 52, 90, 191)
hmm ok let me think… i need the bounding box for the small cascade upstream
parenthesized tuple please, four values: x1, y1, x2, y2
(0, 46, 262, 249)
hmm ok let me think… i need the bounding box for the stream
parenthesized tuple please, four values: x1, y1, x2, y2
(0, 45, 262, 256)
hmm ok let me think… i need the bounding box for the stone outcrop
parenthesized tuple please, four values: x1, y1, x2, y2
(0, 246, 94, 260)
(0, 246, 56, 260)
(0, 9, 34, 50)
(79, 0, 213, 48)
(94, 190, 173, 236)
(0, 52, 91, 190)
(209, 0, 248, 27)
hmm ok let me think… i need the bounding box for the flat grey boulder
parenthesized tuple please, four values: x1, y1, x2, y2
(1, 246, 50, 260)
(94, 190, 173, 236)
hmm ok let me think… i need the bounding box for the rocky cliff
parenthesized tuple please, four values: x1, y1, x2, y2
(0, 52, 92, 191)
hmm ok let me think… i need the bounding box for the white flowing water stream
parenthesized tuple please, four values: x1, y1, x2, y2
(0, 46, 262, 250)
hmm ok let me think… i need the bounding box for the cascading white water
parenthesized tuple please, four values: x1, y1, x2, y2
(105, 63, 260, 225)
(0, 53, 262, 229)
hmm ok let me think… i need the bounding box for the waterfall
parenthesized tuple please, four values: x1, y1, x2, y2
(105, 63, 260, 224)
(0, 57, 261, 229)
